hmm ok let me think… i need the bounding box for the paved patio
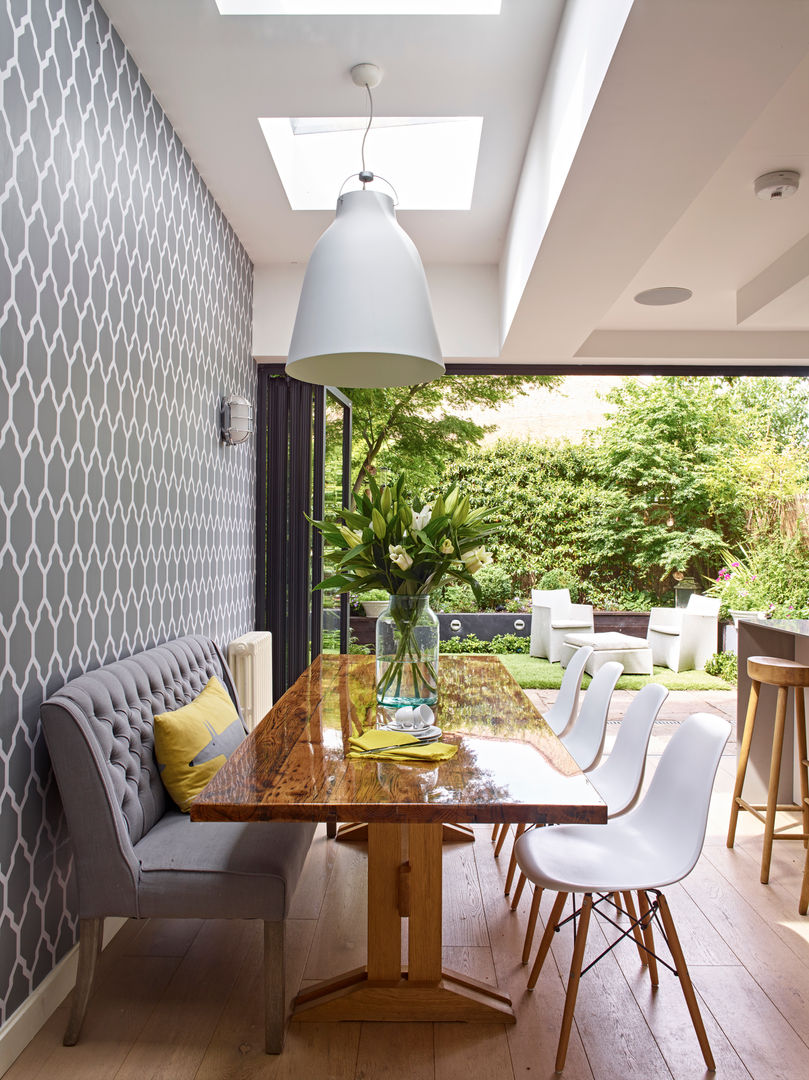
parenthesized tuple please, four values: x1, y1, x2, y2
(526, 686, 738, 756)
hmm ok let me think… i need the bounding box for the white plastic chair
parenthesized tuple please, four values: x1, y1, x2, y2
(496, 660, 622, 883)
(492, 646, 596, 860)
(560, 660, 623, 771)
(515, 712, 731, 1072)
(511, 683, 670, 956)
(529, 589, 594, 662)
(646, 594, 720, 672)
(545, 644, 594, 736)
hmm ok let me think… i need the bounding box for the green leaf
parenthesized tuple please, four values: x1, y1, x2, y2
(315, 573, 355, 592)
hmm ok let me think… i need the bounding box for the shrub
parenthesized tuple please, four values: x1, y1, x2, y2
(704, 651, 738, 682)
(475, 564, 514, 610)
(537, 568, 581, 600)
(707, 536, 809, 621)
(439, 633, 529, 655)
(432, 563, 515, 612)
(489, 633, 530, 654)
(322, 630, 372, 655)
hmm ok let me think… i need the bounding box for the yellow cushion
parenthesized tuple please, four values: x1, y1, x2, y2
(153, 676, 244, 812)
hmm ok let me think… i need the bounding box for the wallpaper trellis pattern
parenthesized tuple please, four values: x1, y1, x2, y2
(0, 0, 255, 1023)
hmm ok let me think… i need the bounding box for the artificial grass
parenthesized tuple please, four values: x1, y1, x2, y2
(496, 653, 734, 692)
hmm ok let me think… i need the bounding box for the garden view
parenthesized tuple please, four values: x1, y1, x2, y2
(324, 374, 809, 687)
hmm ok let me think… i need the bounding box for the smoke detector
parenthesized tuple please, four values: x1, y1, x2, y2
(754, 170, 800, 201)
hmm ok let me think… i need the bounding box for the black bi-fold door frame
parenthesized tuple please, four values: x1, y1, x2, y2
(255, 368, 351, 697)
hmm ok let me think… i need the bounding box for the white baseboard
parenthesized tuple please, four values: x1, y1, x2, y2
(0, 918, 127, 1077)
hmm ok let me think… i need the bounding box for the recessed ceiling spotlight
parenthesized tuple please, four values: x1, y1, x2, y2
(634, 287, 693, 306)
(754, 170, 800, 200)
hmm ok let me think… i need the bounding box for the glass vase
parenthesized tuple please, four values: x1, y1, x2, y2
(375, 594, 439, 708)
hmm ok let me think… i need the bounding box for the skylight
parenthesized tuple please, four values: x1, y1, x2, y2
(260, 116, 483, 210)
(215, 3, 501, 14)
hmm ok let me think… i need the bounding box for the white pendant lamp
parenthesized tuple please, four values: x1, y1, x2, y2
(285, 64, 444, 388)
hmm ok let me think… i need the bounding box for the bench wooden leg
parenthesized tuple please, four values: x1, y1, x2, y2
(264, 921, 286, 1053)
(63, 917, 103, 1046)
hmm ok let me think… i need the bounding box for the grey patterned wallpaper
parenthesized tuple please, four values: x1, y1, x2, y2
(0, 0, 255, 1024)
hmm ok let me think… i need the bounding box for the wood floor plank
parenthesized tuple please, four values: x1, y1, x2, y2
(303, 841, 368, 981)
(472, 829, 595, 1080)
(5, 956, 179, 1080)
(691, 966, 809, 1080)
(681, 859, 809, 1047)
(433, 1023, 513, 1080)
(122, 918, 205, 958)
(354, 1023, 434, 1080)
(112, 920, 250, 1080)
(441, 843, 488, 947)
(544, 897, 674, 1080)
(592, 894, 752, 1080)
(702, 844, 809, 959)
(288, 824, 339, 921)
(194, 919, 325, 1080)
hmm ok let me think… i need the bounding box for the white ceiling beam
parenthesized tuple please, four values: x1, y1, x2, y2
(737, 233, 809, 325)
(576, 330, 809, 362)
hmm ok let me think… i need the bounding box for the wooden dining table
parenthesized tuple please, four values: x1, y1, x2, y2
(191, 653, 606, 1025)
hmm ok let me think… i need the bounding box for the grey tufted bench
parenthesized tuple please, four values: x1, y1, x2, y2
(41, 634, 315, 1053)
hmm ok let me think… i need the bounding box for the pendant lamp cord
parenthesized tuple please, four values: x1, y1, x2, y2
(360, 82, 374, 183)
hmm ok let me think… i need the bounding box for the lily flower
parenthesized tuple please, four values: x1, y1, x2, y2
(411, 506, 432, 532)
(389, 544, 413, 571)
(461, 547, 493, 575)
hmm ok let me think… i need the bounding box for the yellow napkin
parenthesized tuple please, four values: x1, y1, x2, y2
(347, 728, 457, 762)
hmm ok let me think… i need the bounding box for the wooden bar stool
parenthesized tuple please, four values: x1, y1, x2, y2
(727, 655, 809, 885)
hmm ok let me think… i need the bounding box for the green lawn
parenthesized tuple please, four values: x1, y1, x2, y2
(497, 654, 734, 692)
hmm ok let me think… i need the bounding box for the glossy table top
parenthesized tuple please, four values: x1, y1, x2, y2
(191, 654, 606, 826)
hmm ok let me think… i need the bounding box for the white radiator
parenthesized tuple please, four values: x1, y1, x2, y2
(228, 632, 273, 731)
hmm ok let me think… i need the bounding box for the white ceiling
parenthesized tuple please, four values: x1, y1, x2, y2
(99, 0, 809, 368)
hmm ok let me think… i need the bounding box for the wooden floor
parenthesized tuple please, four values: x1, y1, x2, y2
(8, 689, 809, 1080)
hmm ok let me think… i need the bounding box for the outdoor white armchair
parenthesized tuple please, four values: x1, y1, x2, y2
(529, 588, 594, 662)
(646, 593, 721, 672)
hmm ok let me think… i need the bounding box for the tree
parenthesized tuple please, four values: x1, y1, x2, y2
(342, 374, 562, 494)
(585, 376, 809, 596)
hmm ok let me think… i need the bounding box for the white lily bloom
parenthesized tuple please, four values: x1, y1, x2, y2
(461, 546, 493, 575)
(389, 544, 414, 571)
(411, 506, 431, 532)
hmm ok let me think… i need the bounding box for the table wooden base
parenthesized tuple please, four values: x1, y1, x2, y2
(292, 821, 514, 1024)
(292, 968, 515, 1023)
(334, 822, 476, 843)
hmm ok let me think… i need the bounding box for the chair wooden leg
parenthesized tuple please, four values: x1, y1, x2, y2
(621, 891, 647, 967)
(762, 686, 789, 883)
(794, 689, 809, 848)
(656, 893, 715, 1071)
(727, 679, 760, 848)
(612, 891, 623, 914)
(264, 921, 286, 1054)
(555, 893, 593, 1073)
(63, 917, 104, 1046)
(504, 824, 526, 894)
(494, 823, 509, 858)
(527, 891, 567, 990)
(637, 890, 659, 987)
(801, 841, 809, 916)
(510, 871, 527, 911)
(522, 886, 543, 965)
(491, 823, 501, 842)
